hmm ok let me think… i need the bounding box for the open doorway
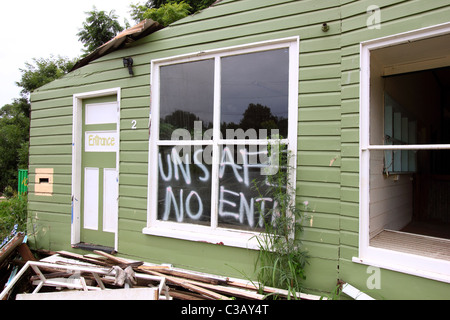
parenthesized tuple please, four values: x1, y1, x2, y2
(366, 31, 450, 261)
(384, 67, 450, 240)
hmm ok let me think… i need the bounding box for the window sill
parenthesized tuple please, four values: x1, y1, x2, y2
(353, 236, 450, 284)
(142, 226, 262, 250)
(370, 230, 450, 261)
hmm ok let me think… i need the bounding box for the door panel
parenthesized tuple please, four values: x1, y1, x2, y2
(80, 96, 118, 248)
(83, 167, 99, 230)
(103, 168, 118, 233)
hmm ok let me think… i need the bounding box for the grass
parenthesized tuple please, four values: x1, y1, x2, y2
(0, 194, 27, 243)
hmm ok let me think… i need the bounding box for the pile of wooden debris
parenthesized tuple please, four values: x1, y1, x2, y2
(1, 234, 321, 300)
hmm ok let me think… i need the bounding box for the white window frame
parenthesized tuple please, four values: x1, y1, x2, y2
(357, 23, 450, 283)
(144, 37, 299, 249)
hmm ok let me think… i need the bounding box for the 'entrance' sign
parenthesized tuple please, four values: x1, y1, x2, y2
(85, 131, 119, 152)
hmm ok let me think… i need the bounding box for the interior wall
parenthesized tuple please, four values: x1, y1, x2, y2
(368, 57, 417, 238)
(369, 149, 413, 238)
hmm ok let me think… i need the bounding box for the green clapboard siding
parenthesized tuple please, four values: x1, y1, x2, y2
(28, 0, 450, 298)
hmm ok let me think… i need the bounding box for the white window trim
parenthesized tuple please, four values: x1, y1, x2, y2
(144, 37, 299, 250)
(357, 22, 450, 283)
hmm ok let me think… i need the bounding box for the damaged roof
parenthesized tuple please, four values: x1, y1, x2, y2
(70, 0, 228, 72)
(71, 19, 164, 71)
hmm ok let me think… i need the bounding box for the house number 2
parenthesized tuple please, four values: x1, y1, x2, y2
(131, 120, 137, 129)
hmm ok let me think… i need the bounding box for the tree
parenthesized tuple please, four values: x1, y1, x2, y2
(77, 7, 126, 55)
(0, 56, 74, 194)
(130, 0, 217, 25)
(0, 98, 30, 193)
(143, 1, 192, 26)
(184, 0, 217, 12)
(16, 56, 76, 104)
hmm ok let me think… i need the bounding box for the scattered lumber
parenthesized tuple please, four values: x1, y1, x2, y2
(0, 233, 40, 300)
(0, 248, 322, 300)
(138, 268, 232, 300)
(178, 278, 265, 300)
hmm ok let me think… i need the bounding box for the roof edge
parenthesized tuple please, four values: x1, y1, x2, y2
(71, 19, 163, 71)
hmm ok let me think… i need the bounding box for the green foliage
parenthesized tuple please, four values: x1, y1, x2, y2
(142, 2, 192, 26)
(253, 142, 309, 299)
(130, 0, 217, 25)
(0, 195, 28, 241)
(16, 56, 76, 98)
(0, 99, 30, 193)
(163, 0, 216, 13)
(193, 0, 218, 13)
(77, 6, 125, 55)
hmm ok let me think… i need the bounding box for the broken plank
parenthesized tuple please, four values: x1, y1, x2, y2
(93, 250, 143, 268)
(174, 281, 231, 300)
(341, 283, 374, 300)
(137, 265, 226, 285)
(17, 243, 37, 262)
(83, 253, 109, 261)
(93, 250, 129, 264)
(180, 278, 265, 300)
(30, 271, 74, 281)
(16, 287, 159, 300)
(168, 288, 209, 300)
(227, 279, 324, 300)
(140, 269, 232, 300)
(0, 233, 25, 266)
(56, 251, 113, 267)
(136, 265, 170, 271)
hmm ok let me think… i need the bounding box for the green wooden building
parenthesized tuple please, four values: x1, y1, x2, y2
(28, 0, 450, 299)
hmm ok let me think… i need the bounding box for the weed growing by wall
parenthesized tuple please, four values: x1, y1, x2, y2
(252, 141, 309, 299)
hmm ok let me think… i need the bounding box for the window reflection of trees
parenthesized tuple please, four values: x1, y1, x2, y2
(221, 103, 288, 139)
(160, 110, 212, 140)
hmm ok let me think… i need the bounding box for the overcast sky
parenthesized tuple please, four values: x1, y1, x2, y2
(0, 1, 135, 107)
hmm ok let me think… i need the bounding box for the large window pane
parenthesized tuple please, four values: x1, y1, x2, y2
(221, 49, 289, 140)
(217, 144, 287, 231)
(160, 60, 214, 140)
(157, 146, 212, 225)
